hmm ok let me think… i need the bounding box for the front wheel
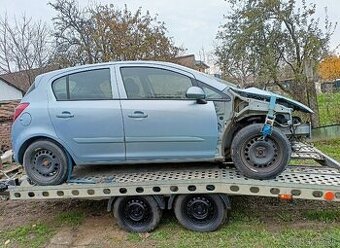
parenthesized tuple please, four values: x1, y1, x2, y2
(231, 124, 291, 179)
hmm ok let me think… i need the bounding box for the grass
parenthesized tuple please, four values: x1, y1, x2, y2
(304, 209, 340, 222)
(317, 92, 340, 126)
(0, 223, 53, 248)
(0, 210, 85, 247)
(126, 216, 340, 248)
(56, 210, 85, 227)
(313, 139, 340, 161)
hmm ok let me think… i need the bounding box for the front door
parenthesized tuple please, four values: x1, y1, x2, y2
(48, 67, 125, 163)
(117, 66, 218, 161)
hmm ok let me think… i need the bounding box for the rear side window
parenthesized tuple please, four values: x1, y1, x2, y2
(52, 69, 112, 100)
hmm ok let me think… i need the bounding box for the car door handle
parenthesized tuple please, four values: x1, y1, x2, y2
(128, 111, 148, 119)
(56, 111, 74, 119)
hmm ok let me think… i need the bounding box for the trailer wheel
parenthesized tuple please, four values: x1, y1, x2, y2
(23, 140, 69, 185)
(174, 194, 226, 232)
(231, 123, 291, 179)
(114, 196, 162, 233)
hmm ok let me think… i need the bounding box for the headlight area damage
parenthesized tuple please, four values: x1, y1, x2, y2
(229, 87, 313, 139)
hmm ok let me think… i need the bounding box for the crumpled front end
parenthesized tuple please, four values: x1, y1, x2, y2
(228, 88, 312, 138)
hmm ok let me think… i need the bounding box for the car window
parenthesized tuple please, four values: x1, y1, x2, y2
(197, 81, 226, 100)
(120, 67, 193, 99)
(52, 68, 112, 100)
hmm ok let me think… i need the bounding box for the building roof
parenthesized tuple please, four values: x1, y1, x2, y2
(0, 100, 19, 121)
(174, 54, 209, 71)
(0, 65, 59, 93)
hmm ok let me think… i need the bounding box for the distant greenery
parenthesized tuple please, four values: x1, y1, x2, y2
(314, 138, 340, 161)
(318, 93, 340, 126)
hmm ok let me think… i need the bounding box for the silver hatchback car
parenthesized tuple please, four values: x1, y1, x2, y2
(12, 61, 312, 185)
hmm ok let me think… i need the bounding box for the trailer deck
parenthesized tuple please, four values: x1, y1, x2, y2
(0, 141, 339, 232)
(3, 165, 338, 202)
(0, 142, 339, 203)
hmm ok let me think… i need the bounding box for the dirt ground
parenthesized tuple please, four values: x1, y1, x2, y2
(0, 196, 339, 248)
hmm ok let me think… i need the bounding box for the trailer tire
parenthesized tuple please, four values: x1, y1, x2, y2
(114, 196, 162, 233)
(174, 194, 226, 232)
(23, 140, 69, 185)
(231, 123, 291, 179)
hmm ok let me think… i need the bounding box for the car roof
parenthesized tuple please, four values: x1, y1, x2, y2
(38, 61, 228, 91)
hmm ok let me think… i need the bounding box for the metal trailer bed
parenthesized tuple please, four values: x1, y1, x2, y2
(0, 142, 339, 232)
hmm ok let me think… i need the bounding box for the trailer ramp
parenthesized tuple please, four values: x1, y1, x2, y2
(291, 142, 340, 170)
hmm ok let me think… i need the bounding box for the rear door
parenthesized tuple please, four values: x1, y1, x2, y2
(117, 65, 218, 161)
(48, 66, 125, 163)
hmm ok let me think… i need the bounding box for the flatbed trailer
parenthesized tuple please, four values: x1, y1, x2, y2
(0, 142, 339, 232)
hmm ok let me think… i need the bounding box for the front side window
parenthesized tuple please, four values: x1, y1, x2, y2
(120, 67, 193, 99)
(197, 81, 228, 100)
(52, 68, 112, 100)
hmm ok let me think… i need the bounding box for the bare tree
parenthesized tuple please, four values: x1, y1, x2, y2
(0, 14, 53, 84)
(49, 0, 183, 67)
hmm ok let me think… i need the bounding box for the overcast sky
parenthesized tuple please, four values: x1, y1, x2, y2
(1, 0, 339, 58)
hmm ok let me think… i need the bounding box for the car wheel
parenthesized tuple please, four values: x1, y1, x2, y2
(174, 194, 227, 232)
(23, 140, 69, 185)
(113, 196, 162, 233)
(231, 123, 291, 179)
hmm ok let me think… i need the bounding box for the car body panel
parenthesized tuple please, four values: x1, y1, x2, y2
(114, 63, 218, 160)
(120, 99, 218, 160)
(47, 65, 125, 163)
(231, 87, 313, 113)
(11, 60, 311, 167)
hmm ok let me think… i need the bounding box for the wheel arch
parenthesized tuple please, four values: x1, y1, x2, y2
(107, 195, 166, 212)
(168, 193, 231, 210)
(17, 135, 76, 166)
(222, 115, 266, 159)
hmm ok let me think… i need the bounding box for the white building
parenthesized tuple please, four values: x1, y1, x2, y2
(0, 78, 23, 101)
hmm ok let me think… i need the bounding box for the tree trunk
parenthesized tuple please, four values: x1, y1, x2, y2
(307, 80, 320, 128)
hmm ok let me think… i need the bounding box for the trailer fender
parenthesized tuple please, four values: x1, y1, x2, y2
(107, 197, 116, 212)
(107, 195, 166, 212)
(167, 194, 231, 210)
(219, 194, 231, 210)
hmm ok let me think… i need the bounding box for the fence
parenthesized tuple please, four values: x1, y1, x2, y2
(318, 92, 340, 127)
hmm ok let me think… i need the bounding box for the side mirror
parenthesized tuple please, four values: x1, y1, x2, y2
(186, 86, 206, 103)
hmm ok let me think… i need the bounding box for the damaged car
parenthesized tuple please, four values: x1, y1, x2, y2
(11, 61, 313, 185)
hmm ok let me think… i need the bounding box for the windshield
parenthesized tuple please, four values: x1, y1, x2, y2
(212, 76, 238, 88)
(200, 72, 238, 88)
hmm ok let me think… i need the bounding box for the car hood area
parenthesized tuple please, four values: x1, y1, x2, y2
(231, 87, 313, 113)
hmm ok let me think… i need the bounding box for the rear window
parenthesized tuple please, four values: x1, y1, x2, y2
(52, 69, 112, 100)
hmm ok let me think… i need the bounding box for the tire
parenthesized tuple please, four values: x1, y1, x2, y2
(231, 123, 291, 179)
(23, 140, 69, 185)
(174, 194, 227, 232)
(113, 196, 162, 233)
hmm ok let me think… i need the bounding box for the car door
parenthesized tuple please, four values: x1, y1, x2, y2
(48, 66, 125, 163)
(117, 65, 218, 161)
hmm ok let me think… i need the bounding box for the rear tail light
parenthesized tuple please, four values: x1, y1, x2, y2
(13, 102, 30, 121)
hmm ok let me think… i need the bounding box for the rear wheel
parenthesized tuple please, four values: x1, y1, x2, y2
(174, 194, 227, 232)
(114, 196, 162, 233)
(23, 140, 69, 185)
(231, 123, 291, 179)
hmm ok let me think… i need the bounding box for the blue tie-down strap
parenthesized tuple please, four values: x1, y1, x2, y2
(261, 95, 277, 138)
